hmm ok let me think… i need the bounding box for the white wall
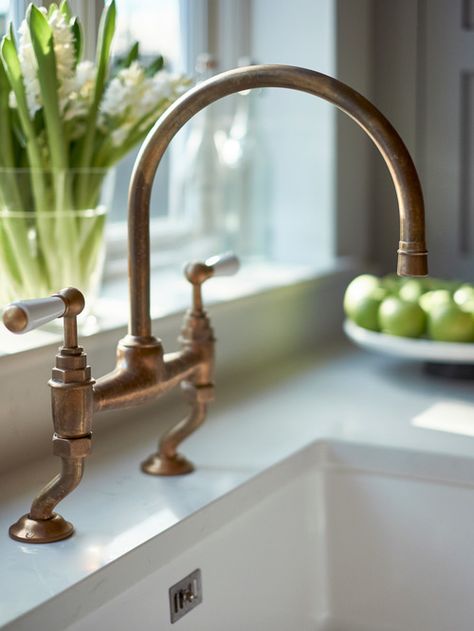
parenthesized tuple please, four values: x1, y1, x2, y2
(249, 0, 337, 267)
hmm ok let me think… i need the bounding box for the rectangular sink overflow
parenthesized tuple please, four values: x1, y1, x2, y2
(169, 569, 203, 623)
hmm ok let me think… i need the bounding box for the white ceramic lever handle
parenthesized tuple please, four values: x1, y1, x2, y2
(205, 252, 240, 277)
(2, 296, 66, 334)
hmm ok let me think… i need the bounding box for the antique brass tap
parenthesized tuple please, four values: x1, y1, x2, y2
(2, 64, 427, 543)
(5, 288, 93, 542)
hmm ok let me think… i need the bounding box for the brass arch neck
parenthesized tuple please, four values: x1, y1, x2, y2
(128, 63, 428, 337)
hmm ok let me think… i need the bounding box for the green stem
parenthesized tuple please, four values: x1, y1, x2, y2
(93, 98, 174, 168)
(74, 0, 116, 207)
(28, 5, 78, 287)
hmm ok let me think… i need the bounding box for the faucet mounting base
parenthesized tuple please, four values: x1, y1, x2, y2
(141, 453, 195, 476)
(9, 513, 74, 543)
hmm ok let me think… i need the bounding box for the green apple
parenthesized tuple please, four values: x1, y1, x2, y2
(381, 274, 400, 294)
(379, 296, 426, 338)
(344, 275, 385, 331)
(454, 284, 474, 311)
(428, 304, 474, 342)
(399, 279, 425, 303)
(419, 289, 452, 314)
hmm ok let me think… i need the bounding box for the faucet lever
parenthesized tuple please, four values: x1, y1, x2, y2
(184, 252, 240, 315)
(204, 252, 240, 277)
(3, 295, 65, 334)
(184, 252, 240, 286)
(3, 287, 85, 347)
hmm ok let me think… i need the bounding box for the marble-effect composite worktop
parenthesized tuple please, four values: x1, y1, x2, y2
(1, 344, 473, 630)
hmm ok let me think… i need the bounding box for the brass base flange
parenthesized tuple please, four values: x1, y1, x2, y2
(9, 513, 74, 543)
(141, 453, 195, 476)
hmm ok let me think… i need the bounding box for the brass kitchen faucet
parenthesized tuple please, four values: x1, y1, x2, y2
(2, 65, 428, 543)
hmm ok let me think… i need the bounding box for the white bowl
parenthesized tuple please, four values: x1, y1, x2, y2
(344, 318, 474, 364)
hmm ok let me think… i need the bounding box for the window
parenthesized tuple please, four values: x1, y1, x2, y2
(0, 0, 348, 349)
(0, 0, 9, 32)
(105, 0, 339, 276)
(105, 0, 192, 278)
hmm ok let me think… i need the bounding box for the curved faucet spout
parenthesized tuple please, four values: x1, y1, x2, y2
(128, 64, 428, 337)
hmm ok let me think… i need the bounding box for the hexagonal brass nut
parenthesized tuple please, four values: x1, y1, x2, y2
(53, 435, 92, 458)
(51, 366, 91, 384)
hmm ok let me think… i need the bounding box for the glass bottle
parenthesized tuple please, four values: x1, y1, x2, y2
(220, 60, 273, 261)
(169, 53, 225, 258)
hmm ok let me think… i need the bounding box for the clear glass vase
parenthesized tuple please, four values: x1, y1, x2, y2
(0, 168, 114, 311)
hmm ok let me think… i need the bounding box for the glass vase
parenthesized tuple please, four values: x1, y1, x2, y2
(0, 168, 114, 312)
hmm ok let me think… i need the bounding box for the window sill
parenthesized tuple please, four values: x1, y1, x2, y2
(0, 259, 349, 356)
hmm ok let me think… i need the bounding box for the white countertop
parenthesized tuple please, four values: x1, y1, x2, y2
(1, 344, 474, 630)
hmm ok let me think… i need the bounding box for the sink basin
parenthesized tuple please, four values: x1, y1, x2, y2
(64, 440, 474, 631)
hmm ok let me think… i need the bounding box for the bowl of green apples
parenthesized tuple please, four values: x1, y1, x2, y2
(343, 274, 474, 368)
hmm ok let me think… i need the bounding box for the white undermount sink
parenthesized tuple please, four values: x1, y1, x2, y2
(65, 440, 474, 631)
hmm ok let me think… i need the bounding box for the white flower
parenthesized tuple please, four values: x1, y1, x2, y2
(17, 9, 43, 116)
(99, 62, 188, 146)
(62, 61, 96, 121)
(111, 125, 131, 146)
(48, 8, 76, 112)
(15, 6, 76, 118)
(100, 61, 145, 119)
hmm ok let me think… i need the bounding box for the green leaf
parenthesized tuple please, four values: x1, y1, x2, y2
(0, 33, 43, 178)
(48, 3, 59, 18)
(28, 5, 53, 56)
(59, 0, 72, 21)
(0, 221, 23, 286)
(11, 108, 27, 149)
(0, 35, 35, 144)
(0, 56, 12, 167)
(27, 4, 67, 169)
(96, 0, 117, 75)
(74, 0, 116, 209)
(145, 54, 164, 77)
(114, 41, 139, 72)
(75, 0, 116, 171)
(71, 16, 83, 65)
(0, 57, 9, 98)
(126, 41, 140, 65)
(32, 108, 45, 136)
(0, 58, 23, 167)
